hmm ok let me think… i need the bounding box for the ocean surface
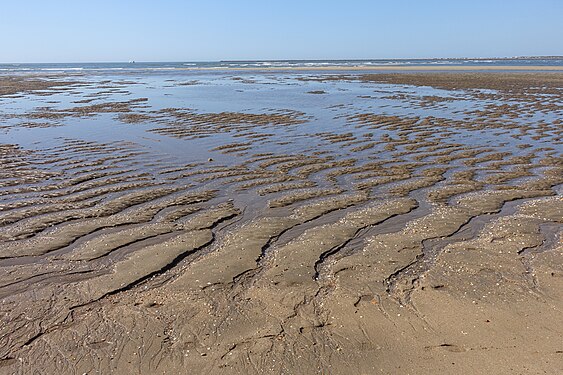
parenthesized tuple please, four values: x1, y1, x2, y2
(1, 58, 563, 73)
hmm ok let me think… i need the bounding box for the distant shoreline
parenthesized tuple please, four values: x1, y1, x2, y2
(185, 65, 563, 71)
(2, 56, 563, 66)
(220, 56, 563, 63)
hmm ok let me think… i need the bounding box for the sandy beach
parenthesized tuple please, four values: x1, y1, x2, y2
(0, 70, 562, 374)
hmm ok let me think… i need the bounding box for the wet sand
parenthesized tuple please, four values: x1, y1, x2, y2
(0, 71, 562, 374)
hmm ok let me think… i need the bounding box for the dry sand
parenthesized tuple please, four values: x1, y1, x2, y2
(0, 72, 562, 374)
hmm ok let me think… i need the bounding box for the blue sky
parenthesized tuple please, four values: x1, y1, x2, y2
(1, 0, 562, 62)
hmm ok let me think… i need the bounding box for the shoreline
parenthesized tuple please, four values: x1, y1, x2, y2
(183, 65, 563, 71)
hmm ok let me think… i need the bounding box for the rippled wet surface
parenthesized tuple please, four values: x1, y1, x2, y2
(0, 71, 562, 374)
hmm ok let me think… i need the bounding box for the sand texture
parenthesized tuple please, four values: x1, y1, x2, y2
(0, 71, 562, 374)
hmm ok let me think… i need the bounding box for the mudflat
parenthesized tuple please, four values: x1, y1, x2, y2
(0, 71, 561, 374)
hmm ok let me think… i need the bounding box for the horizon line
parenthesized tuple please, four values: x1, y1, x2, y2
(2, 55, 563, 65)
